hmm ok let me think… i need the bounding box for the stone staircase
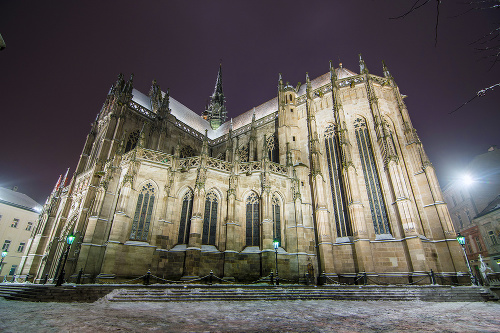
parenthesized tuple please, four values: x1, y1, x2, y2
(106, 285, 498, 302)
(0, 284, 115, 302)
(0, 284, 497, 302)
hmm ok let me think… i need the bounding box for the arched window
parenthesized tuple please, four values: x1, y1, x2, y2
(177, 190, 193, 244)
(202, 191, 218, 245)
(238, 144, 249, 162)
(267, 134, 279, 163)
(180, 145, 195, 158)
(324, 124, 351, 237)
(354, 117, 390, 235)
(125, 130, 140, 153)
(245, 192, 260, 246)
(130, 183, 155, 241)
(272, 194, 281, 245)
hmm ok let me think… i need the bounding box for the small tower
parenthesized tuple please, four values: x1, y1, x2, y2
(204, 64, 227, 130)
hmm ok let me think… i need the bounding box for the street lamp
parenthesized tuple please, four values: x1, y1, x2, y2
(456, 233, 478, 285)
(273, 239, 280, 286)
(1, 251, 7, 275)
(55, 233, 75, 287)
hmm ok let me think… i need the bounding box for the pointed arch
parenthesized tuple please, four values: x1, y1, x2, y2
(245, 191, 260, 247)
(237, 143, 249, 162)
(267, 134, 279, 163)
(125, 130, 140, 153)
(179, 145, 195, 158)
(324, 123, 352, 237)
(202, 189, 220, 245)
(130, 181, 157, 241)
(177, 188, 194, 244)
(353, 116, 391, 235)
(272, 192, 282, 245)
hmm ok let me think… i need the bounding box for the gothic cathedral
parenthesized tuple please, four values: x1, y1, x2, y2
(20, 56, 468, 284)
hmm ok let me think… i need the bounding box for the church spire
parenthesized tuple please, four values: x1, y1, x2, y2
(204, 63, 227, 130)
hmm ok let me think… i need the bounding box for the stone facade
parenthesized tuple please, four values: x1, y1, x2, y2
(20, 56, 468, 284)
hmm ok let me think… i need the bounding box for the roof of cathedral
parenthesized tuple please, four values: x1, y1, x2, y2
(131, 66, 357, 140)
(0, 187, 42, 213)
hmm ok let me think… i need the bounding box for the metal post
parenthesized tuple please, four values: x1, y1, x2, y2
(460, 245, 478, 285)
(270, 271, 274, 285)
(42, 274, 48, 285)
(144, 270, 151, 286)
(275, 247, 279, 286)
(76, 268, 83, 284)
(56, 244, 71, 286)
(429, 269, 437, 285)
(209, 270, 213, 285)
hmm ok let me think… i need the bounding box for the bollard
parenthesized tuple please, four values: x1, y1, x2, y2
(143, 270, 151, 286)
(11, 274, 16, 283)
(270, 271, 274, 285)
(429, 269, 437, 285)
(305, 273, 310, 285)
(317, 272, 325, 286)
(363, 272, 367, 285)
(76, 268, 83, 284)
(42, 274, 48, 284)
(25, 274, 30, 283)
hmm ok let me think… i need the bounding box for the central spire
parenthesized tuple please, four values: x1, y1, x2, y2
(204, 63, 227, 130)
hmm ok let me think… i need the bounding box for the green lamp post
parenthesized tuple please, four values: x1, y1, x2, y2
(1, 250, 7, 276)
(56, 233, 75, 286)
(456, 233, 478, 285)
(273, 239, 280, 286)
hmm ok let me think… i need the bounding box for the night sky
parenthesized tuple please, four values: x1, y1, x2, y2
(1, 1, 499, 204)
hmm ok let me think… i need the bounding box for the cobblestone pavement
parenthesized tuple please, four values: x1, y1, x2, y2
(1, 298, 499, 332)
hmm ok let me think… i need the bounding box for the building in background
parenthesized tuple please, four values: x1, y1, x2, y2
(20, 57, 467, 284)
(0, 187, 41, 280)
(443, 146, 500, 277)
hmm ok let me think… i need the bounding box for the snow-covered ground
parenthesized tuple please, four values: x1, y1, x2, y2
(1, 297, 499, 332)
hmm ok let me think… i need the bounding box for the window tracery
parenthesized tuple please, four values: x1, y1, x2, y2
(202, 190, 218, 245)
(272, 194, 281, 245)
(354, 117, 390, 235)
(245, 192, 260, 246)
(177, 190, 193, 244)
(130, 183, 155, 241)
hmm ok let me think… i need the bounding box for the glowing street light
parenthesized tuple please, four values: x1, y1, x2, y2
(456, 233, 478, 285)
(273, 239, 280, 286)
(55, 233, 75, 286)
(0, 251, 7, 277)
(461, 174, 474, 186)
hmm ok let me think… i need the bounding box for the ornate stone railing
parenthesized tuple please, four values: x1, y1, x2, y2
(178, 156, 200, 170)
(129, 101, 156, 119)
(206, 157, 231, 172)
(240, 161, 261, 174)
(268, 161, 288, 175)
(136, 148, 171, 165)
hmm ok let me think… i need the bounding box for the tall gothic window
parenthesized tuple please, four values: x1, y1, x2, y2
(324, 124, 352, 237)
(202, 191, 218, 245)
(354, 117, 391, 235)
(125, 130, 140, 153)
(130, 183, 155, 241)
(180, 145, 195, 158)
(267, 134, 279, 163)
(246, 192, 260, 246)
(272, 194, 281, 245)
(238, 144, 249, 162)
(177, 190, 193, 244)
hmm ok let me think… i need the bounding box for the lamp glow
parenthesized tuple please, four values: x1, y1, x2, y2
(273, 239, 279, 250)
(66, 233, 75, 245)
(462, 174, 474, 186)
(456, 233, 465, 245)
(1, 251, 7, 258)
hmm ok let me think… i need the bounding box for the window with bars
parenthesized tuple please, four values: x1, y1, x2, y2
(488, 231, 498, 245)
(11, 218, 19, 228)
(465, 210, 472, 223)
(129, 183, 155, 241)
(2, 240, 10, 251)
(246, 192, 260, 247)
(354, 117, 390, 235)
(26, 222, 33, 231)
(457, 214, 464, 229)
(272, 195, 281, 245)
(202, 191, 218, 245)
(324, 124, 351, 238)
(17, 242, 25, 252)
(475, 236, 483, 252)
(178, 190, 194, 244)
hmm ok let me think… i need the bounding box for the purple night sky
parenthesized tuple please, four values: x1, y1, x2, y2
(1, 1, 499, 204)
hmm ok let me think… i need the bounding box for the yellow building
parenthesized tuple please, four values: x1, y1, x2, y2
(0, 187, 41, 280)
(21, 56, 468, 284)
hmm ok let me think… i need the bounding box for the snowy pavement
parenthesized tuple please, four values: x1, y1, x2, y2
(0, 297, 499, 332)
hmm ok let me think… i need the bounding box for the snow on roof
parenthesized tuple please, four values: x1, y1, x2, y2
(130, 67, 356, 140)
(0, 187, 42, 213)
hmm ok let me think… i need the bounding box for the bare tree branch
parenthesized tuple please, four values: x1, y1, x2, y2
(389, 0, 431, 19)
(449, 83, 500, 114)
